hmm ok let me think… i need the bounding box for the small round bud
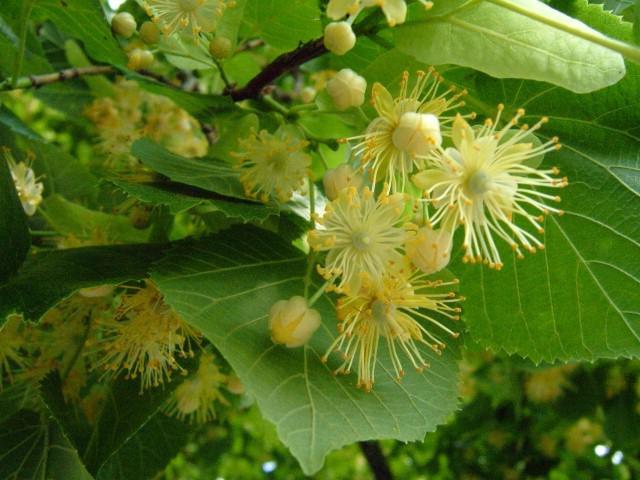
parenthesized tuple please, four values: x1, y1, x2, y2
(392, 112, 442, 156)
(323, 164, 363, 200)
(127, 49, 154, 70)
(300, 86, 317, 104)
(78, 285, 115, 298)
(139, 21, 160, 44)
(406, 226, 452, 274)
(269, 296, 321, 348)
(226, 375, 245, 395)
(209, 36, 233, 59)
(326, 68, 366, 111)
(111, 12, 137, 39)
(323, 21, 356, 56)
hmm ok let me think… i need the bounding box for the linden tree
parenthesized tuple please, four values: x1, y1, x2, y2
(1, 0, 639, 477)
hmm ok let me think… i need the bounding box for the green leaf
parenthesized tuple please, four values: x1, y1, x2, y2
(395, 0, 626, 93)
(42, 194, 149, 243)
(0, 147, 30, 282)
(0, 243, 166, 323)
(450, 5, 640, 362)
(96, 416, 190, 480)
(0, 410, 93, 480)
(151, 226, 460, 475)
(133, 76, 237, 121)
(245, 0, 322, 50)
(132, 138, 255, 201)
(0, 381, 36, 425)
(42, 372, 192, 476)
(33, 0, 126, 67)
(110, 179, 277, 222)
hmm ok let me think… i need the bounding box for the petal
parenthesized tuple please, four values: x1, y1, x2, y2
(327, 0, 361, 20)
(451, 115, 474, 150)
(371, 82, 396, 120)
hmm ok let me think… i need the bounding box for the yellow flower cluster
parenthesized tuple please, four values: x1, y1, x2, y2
(94, 281, 201, 392)
(85, 79, 208, 170)
(299, 68, 567, 390)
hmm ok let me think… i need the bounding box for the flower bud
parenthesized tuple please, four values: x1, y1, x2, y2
(406, 226, 452, 274)
(111, 12, 137, 39)
(139, 21, 160, 44)
(324, 22, 356, 56)
(323, 164, 363, 200)
(300, 86, 317, 104)
(127, 49, 154, 70)
(269, 296, 321, 348)
(78, 285, 115, 298)
(326, 68, 366, 111)
(392, 112, 442, 156)
(209, 36, 233, 59)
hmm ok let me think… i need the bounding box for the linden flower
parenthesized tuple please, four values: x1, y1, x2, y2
(164, 352, 228, 424)
(232, 129, 311, 203)
(327, 0, 432, 26)
(322, 267, 461, 391)
(348, 69, 468, 193)
(308, 186, 408, 294)
(0, 316, 30, 387)
(144, 0, 230, 39)
(4, 148, 44, 216)
(413, 107, 568, 269)
(95, 282, 201, 392)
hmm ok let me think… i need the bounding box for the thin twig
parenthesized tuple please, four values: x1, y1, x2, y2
(0, 65, 114, 91)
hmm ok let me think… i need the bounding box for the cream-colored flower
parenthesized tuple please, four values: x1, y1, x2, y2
(322, 266, 460, 391)
(362, 0, 406, 26)
(4, 148, 44, 216)
(348, 69, 468, 193)
(412, 107, 568, 269)
(164, 352, 228, 424)
(232, 129, 311, 203)
(144, 0, 230, 39)
(308, 186, 408, 294)
(269, 296, 321, 348)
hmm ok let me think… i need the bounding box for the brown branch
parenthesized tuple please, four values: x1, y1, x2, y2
(359, 441, 394, 480)
(0, 66, 115, 91)
(229, 37, 327, 101)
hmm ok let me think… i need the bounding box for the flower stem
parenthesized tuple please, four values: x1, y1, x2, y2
(487, 0, 640, 63)
(308, 277, 334, 307)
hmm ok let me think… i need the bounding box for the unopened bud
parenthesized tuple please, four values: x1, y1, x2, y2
(392, 112, 442, 156)
(323, 164, 363, 200)
(324, 22, 356, 56)
(406, 226, 452, 274)
(139, 21, 160, 44)
(326, 68, 366, 111)
(209, 36, 233, 59)
(129, 205, 152, 229)
(78, 285, 115, 298)
(300, 86, 317, 104)
(269, 296, 321, 348)
(127, 49, 154, 70)
(111, 12, 137, 39)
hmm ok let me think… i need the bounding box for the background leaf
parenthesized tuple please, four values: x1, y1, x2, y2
(0, 243, 166, 323)
(0, 147, 31, 282)
(151, 226, 460, 474)
(446, 4, 640, 362)
(395, 0, 626, 93)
